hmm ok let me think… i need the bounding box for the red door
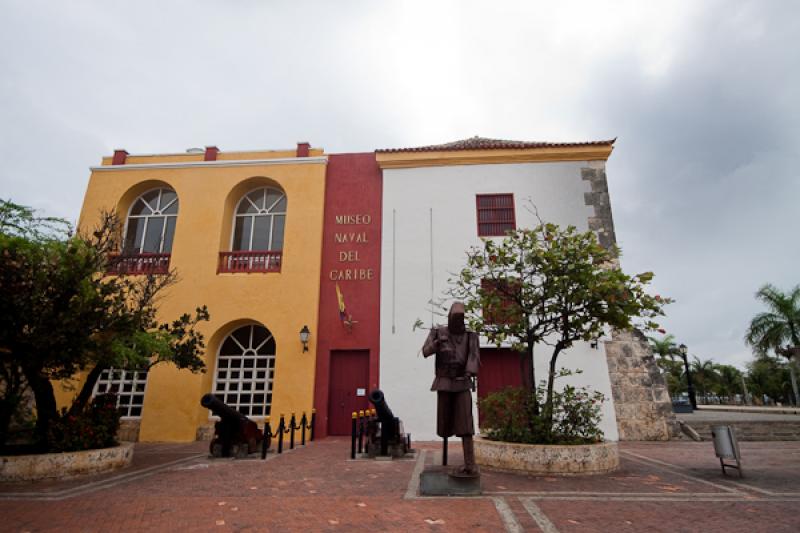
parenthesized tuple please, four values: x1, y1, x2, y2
(477, 348, 531, 424)
(327, 350, 370, 435)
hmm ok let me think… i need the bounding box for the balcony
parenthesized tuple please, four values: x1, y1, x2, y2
(218, 251, 282, 273)
(107, 253, 171, 275)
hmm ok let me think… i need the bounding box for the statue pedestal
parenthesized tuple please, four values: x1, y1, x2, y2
(419, 465, 482, 496)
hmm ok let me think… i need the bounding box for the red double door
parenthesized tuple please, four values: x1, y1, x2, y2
(477, 348, 532, 423)
(327, 350, 371, 435)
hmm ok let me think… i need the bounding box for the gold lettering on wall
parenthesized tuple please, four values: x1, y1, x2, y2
(334, 232, 368, 244)
(329, 213, 374, 281)
(335, 214, 372, 225)
(338, 250, 360, 262)
(328, 269, 375, 281)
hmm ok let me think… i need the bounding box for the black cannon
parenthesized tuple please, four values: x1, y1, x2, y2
(366, 389, 411, 458)
(201, 393, 264, 458)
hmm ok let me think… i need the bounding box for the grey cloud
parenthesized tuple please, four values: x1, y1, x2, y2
(1, 0, 797, 368)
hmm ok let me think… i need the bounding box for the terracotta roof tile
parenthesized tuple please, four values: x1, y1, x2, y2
(376, 136, 615, 153)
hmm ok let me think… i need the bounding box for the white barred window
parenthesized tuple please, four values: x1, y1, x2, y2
(93, 368, 149, 418)
(232, 187, 287, 252)
(213, 324, 277, 417)
(124, 187, 179, 254)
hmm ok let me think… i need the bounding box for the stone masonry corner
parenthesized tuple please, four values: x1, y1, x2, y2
(605, 329, 680, 440)
(582, 165, 678, 441)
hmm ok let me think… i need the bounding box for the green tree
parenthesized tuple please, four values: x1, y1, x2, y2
(689, 356, 719, 400)
(746, 354, 792, 405)
(714, 364, 743, 402)
(745, 283, 800, 405)
(449, 221, 668, 440)
(648, 333, 679, 359)
(648, 334, 683, 398)
(655, 357, 684, 398)
(0, 200, 209, 450)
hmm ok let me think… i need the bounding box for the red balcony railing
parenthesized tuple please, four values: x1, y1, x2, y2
(218, 251, 282, 273)
(107, 253, 171, 275)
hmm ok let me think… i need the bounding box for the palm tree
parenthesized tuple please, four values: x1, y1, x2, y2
(714, 364, 743, 403)
(690, 356, 719, 402)
(745, 284, 800, 405)
(648, 334, 684, 398)
(648, 334, 679, 359)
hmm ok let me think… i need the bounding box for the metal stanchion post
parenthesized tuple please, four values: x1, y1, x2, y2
(442, 437, 448, 466)
(301, 412, 307, 446)
(278, 414, 285, 454)
(310, 409, 316, 441)
(290, 413, 296, 450)
(261, 416, 271, 459)
(357, 410, 365, 454)
(350, 411, 357, 459)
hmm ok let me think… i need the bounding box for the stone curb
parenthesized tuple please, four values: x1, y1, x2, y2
(474, 437, 619, 475)
(1, 443, 134, 482)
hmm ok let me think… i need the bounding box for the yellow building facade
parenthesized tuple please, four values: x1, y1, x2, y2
(57, 145, 326, 442)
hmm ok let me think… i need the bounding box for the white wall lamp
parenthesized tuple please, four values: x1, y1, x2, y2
(299, 325, 311, 352)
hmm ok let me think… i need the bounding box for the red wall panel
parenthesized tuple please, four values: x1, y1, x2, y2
(312, 153, 382, 438)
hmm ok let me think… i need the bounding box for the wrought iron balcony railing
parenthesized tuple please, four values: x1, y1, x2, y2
(107, 253, 171, 275)
(218, 251, 282, 273)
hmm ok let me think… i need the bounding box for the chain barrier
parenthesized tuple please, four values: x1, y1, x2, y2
(260, 409, 316, 459)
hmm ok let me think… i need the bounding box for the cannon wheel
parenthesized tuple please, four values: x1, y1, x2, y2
(210, 441, 223, 458)
(233, 444, 248, 459)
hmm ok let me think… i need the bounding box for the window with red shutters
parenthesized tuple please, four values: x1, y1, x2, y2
(481, 278, 522, 325)
(476, 193, 516, 236)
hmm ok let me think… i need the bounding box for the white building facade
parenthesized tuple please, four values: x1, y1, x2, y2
(376, 138, 622, 441)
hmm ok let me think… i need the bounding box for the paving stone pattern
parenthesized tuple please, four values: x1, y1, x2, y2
(2, 439, 799, 532)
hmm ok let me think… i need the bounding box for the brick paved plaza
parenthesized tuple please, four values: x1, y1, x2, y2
(2, 438, 799, 532)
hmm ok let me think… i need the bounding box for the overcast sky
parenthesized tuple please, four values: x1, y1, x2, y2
(1, 1, 797, 369)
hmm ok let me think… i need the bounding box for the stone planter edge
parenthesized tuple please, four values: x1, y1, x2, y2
(1, 442, 134, 482)
(474, 436, 619, 476)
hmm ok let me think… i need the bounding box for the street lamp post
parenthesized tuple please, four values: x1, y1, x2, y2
(679, 343, 697, 410)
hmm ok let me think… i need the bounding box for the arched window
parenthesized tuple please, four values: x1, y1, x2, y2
(213, 324, 277, 417)
(124, 188, 179, 254)
(232, 187, 286, 251)
(93, 368, 149, 418)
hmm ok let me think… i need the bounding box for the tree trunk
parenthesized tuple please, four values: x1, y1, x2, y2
(789, 360, 800, 407)
(0, 398, 15, 449)
(22, 367, 58, 450)
(0, 363, 22, 448)
(543, 346, 563, 440)
(525, 331, 539, 416)
(68, 365, 105, 416)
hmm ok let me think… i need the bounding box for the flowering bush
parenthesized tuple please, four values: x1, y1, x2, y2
(479, 382, 604, 445)
(47, 393, 121, 452)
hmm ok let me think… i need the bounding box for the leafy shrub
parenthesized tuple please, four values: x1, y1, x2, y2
(479, 382, 605, 445)
(550, 385, 605, 443)
(47, 393, 121, 452)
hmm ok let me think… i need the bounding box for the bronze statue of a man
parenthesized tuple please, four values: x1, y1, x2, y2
(422, 302, 480, 477)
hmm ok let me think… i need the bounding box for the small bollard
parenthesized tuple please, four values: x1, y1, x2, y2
(442, 436, 448, 466)
(301, 412, 307, 446)
(357, 410, 365, 454)
(350, 411, 357, 459)
(277, 414, 285, 454)
(261, 416, 271, 459)
(289, 413, 296, 450)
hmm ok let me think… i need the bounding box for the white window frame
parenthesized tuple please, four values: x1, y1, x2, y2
(230, 187, 287, 252)
(92, 368, 149, 419)
(123, 187, 179, 254)
(211, 324, 277, 418)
